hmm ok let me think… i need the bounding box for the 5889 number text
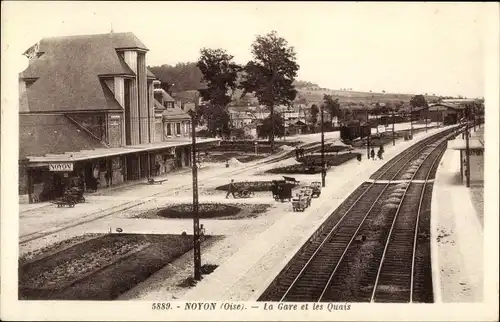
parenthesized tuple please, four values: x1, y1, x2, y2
(152, 303, 171, 310)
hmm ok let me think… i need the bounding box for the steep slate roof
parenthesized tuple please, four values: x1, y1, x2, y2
(154, 99, 165, 111)
(173, 90, 199, 104)
(19, 114, 107, 160)
(19, 32, 149, 113)
(154, 88, 175, 102)
(162, 106, 191, 121)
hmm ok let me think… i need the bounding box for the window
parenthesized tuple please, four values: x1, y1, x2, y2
(184, 122, 188, 136)
(176, 123, 181, 135)
(166, 123, 172, 136)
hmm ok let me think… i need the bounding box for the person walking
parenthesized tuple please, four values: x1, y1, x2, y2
(370, 148, 375, 161)
(226, 179, 237, 198)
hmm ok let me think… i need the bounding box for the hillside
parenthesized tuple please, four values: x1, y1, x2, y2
(148, 62, 443, 107)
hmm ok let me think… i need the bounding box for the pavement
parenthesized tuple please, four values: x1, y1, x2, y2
(177, 125, 455, 301)
(430, 135, 483, 303)
(18, 122, 454, 301)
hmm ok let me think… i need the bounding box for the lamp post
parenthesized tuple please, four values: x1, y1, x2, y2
(189, 110, 201, 281)
(321, 105, 326, 187)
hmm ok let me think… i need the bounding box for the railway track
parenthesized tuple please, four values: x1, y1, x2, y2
(20, 136, 340, 245)
(258, 126, 457, 303)
(19, 149, 301, 245)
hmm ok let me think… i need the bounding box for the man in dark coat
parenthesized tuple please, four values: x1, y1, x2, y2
(226, 179, 237, 198)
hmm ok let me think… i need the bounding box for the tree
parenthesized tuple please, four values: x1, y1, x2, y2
(196, 48, 241, 137)
(410, 94, 428, 108)
(196, 104, 231, 137)
(258, 114, 285, 139)
(148, 62, 203, 92)
(310, 104, 319, 132)
(240, 31, 299, 152)
(323, 94, 341, 125)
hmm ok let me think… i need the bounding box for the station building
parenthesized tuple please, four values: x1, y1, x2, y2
(19, 32, 218, 203)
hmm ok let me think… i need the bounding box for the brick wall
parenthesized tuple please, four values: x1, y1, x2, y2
(68, 113, 106, 141)
(18, 162, 28, 195)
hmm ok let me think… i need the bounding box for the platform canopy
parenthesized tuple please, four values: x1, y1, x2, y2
(26, 138, 220, 163)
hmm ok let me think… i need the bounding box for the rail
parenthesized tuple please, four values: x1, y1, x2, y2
(274, 127, 456, 302)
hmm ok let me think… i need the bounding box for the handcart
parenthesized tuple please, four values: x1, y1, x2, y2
(64, 187, 85, 203)
(51, 195, 76, 208)
(310, 182, 322, 198)
(292, 194, 308, 212)
(147, 177, 168, 185)
(234, 189, 254, 198)
(300, 187, 313, 207)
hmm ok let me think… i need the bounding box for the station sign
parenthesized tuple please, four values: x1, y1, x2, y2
(49, 163, 74, 172)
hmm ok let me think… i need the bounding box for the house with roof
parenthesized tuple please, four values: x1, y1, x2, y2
(18, 32, 218, 203)
(228, 108, 257, 129)
(416, 102, 467, 125)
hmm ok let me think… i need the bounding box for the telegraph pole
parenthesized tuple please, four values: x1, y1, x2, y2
(366, 108, 370, 159)
(321, 105, 326, 187)
(410, 104, 413, 139)
(189, 111, 201, 280)
(465, 106, 471, 188)
(425, 107, 428, 132)
(392, 109, 395, 146)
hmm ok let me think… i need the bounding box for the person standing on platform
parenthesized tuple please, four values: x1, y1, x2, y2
(370, 148, 375, 160)
(155, 162, 161, 176)
(377, 148, 383, 160)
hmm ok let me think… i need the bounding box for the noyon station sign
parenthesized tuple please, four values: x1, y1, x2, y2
(49, 163, 74, 172)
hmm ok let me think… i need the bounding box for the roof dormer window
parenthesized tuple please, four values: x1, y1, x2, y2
(24, 78, 38, 88)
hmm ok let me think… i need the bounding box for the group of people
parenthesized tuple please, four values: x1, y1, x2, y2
(370, 145, 385, 161)
(295, 147, 306, 159)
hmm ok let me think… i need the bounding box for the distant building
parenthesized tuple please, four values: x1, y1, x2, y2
(19, 32, 218, 202)
(229, 108, 257, 129)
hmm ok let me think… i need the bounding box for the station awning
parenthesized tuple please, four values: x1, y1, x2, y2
(26, 138, 220, 163)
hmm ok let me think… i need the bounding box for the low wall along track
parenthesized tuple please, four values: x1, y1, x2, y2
(258, 126, 458, 303)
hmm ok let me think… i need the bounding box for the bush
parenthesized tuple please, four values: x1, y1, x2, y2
(157, 203, 241, 219)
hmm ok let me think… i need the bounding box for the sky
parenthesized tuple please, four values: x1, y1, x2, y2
(1, 1, 495, 98)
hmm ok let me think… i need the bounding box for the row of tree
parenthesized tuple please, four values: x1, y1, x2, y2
(194, 31, 299, 152)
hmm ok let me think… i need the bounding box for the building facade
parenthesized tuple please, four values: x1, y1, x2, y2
(19, 32, 218, 203)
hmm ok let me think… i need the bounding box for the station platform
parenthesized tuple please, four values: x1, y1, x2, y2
(431, 138, 483, 302)
(178, 126, 456, 301)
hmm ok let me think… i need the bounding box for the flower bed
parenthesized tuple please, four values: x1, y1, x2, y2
(266, 153, 360, 174)
(297, 152, 360, 166)
(199, 152, 269, 163)
(19, 234, 200, 300)
(215, 181, 275, 192)
(135, 203, 272, 220)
